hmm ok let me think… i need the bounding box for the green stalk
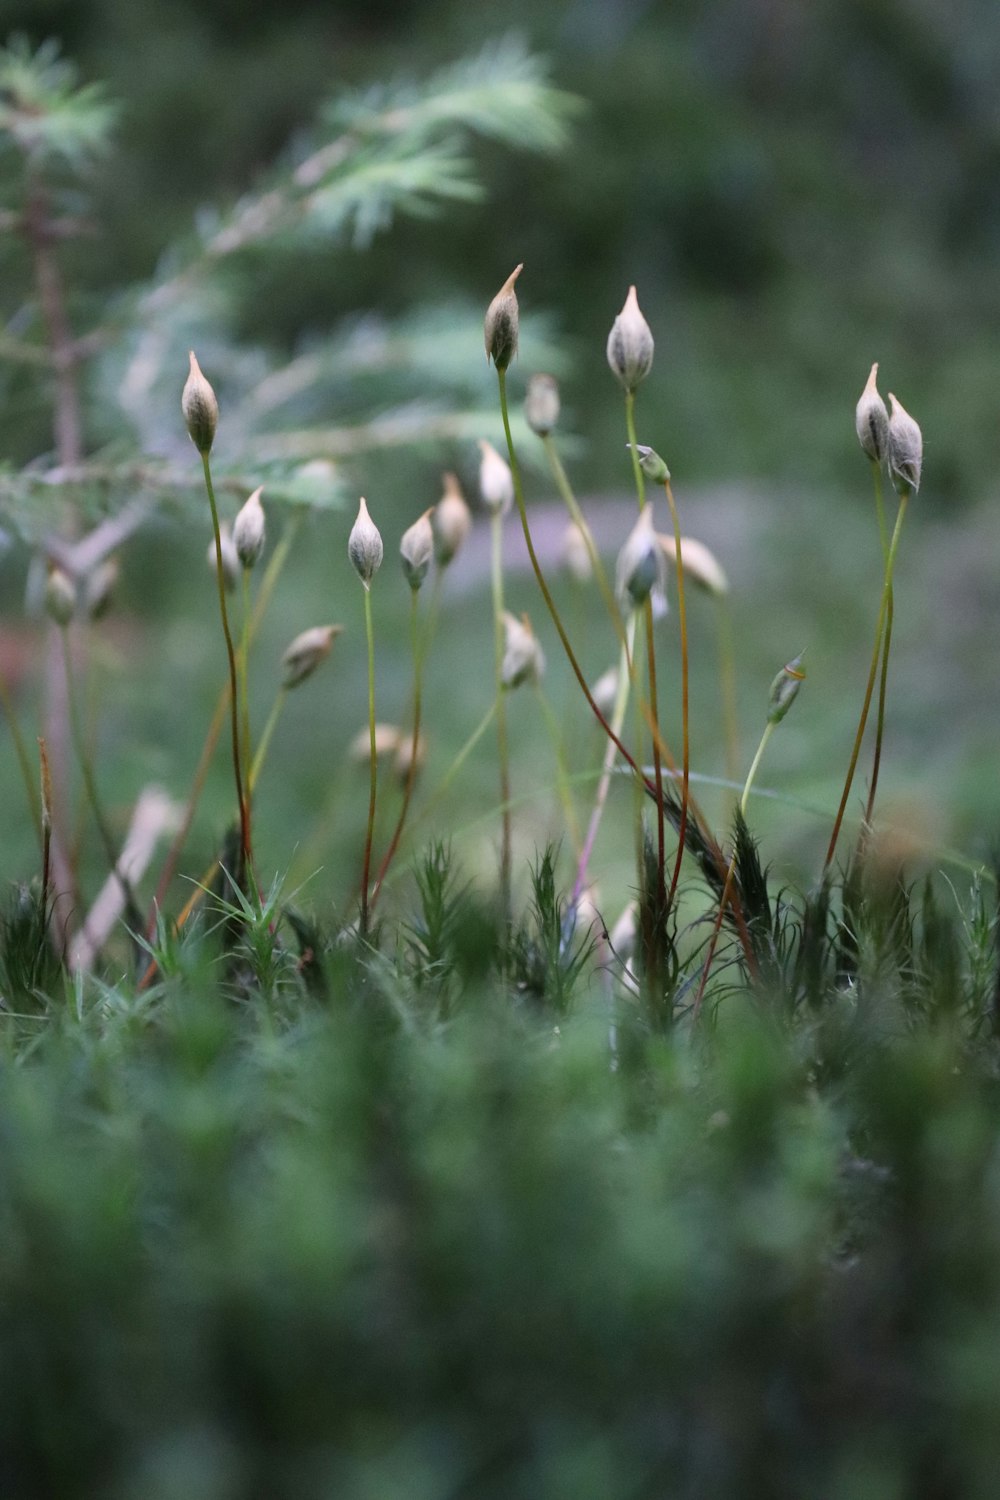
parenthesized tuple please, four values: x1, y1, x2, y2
(371, 589, 425, 909)
(240, 569, 253, 797)
(572, 624, 635, 905)
(39, 735, 53, 919)
(644, 598, 666, 911)
(534, 678, 581, 855)
(249, 687, 287, 791)
(413, 701, 497, 833)
(693, 718, 776, 1019)
(147, 508, 301, 929)
(715, 595, 740, 789)
(625, 387, 661, 971)
(541, 432, 628, 658)
(740, 722, 775, 818)
(499, 364, 756, 972)
(625, 391, 646, 510)
(61, 626, 142, 933)
(139, 682, 289, 986)
(490, 507, 512, 918)
(359, 584, 378, 936)
(825, 491, 910, 871)
(496, 369, 653, 800)
(663, 477, 690, 910)
(862, 459, 894, 834)
(200, 450, 252, 880)
(0, 669, 42, 845)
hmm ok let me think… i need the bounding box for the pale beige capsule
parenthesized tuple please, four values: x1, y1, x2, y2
(348, 497, 383, 587)
(281, 624, 343, 689)
(433, 473, 471, 567)
(525, 373, 560, 436)
(887, 393, 923, 496)
(656, 533, 729, 597)
(233, 486, 266, 569)
(477, 439, 513, 516)
(500, 611, 545, 689)
(606, 286, 654, 392)
(182, 351, 219, 456)
(484, 263, 522, 372)
(400, 509, 434, 591)
(855, 362, 889, 463)
(615, 504, 664, 609)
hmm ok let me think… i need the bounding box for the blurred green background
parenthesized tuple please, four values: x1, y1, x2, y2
(1, 0, 998, 905)
(4, 0, 1000, 494)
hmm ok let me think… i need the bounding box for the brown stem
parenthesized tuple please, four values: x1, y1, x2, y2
(663, 478, 690, 910)
(146, 512, 300, 929)
(862, 581, 894, 835)
(201, 453, 252, 885)
(496, 370, 654, 801)
(825, 492, 909, 871)
(371, 591, 424, 910)
(644, 599, 666, 909)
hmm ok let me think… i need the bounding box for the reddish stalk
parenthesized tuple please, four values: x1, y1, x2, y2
(663, 477, 690, 910)
(146, 513, 300, 930)
(496, 370, 654, 801)
(200, 452, 252, 883)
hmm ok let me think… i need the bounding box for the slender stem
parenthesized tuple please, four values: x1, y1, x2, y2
(240, 569, 253, 798)
(872, 456, 890, 560)
(414, 701, 497, 832)
(663, 478, 690, 910)
(61, 627, 142, 933)
(541, 432, 628, 657)
(250, 688, 287, 790)
(863, 585, 894, 834)
(741, 722, 775, 818)
(624, 388, 655, 967)
(499, 374, 754, 968)
(630, 615, 647, 906)
(534, 680, 581, 855)
(371, 589, 425, 908)
(496, 369, 653, 800)
(824, 491, 910, 871)
(38, 736, 53, 914)
(200, 451, 252, 879)
(644, 598, 666, 907)
(147, 509, 301, 927)
(167, 857, 222, 942)
(624, 391, 646, 510)
(639, 694, 758, 976)
(573, 626, 635, 904)
(359, 584, 378, 935)
(693, 719, 776, 1019)
(862, 461, 894, 834)
(0, 670, 42, 845)
(138, 686, 289, 990)
(491, 508, 512, 917)
(715, 596, 740, 789)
